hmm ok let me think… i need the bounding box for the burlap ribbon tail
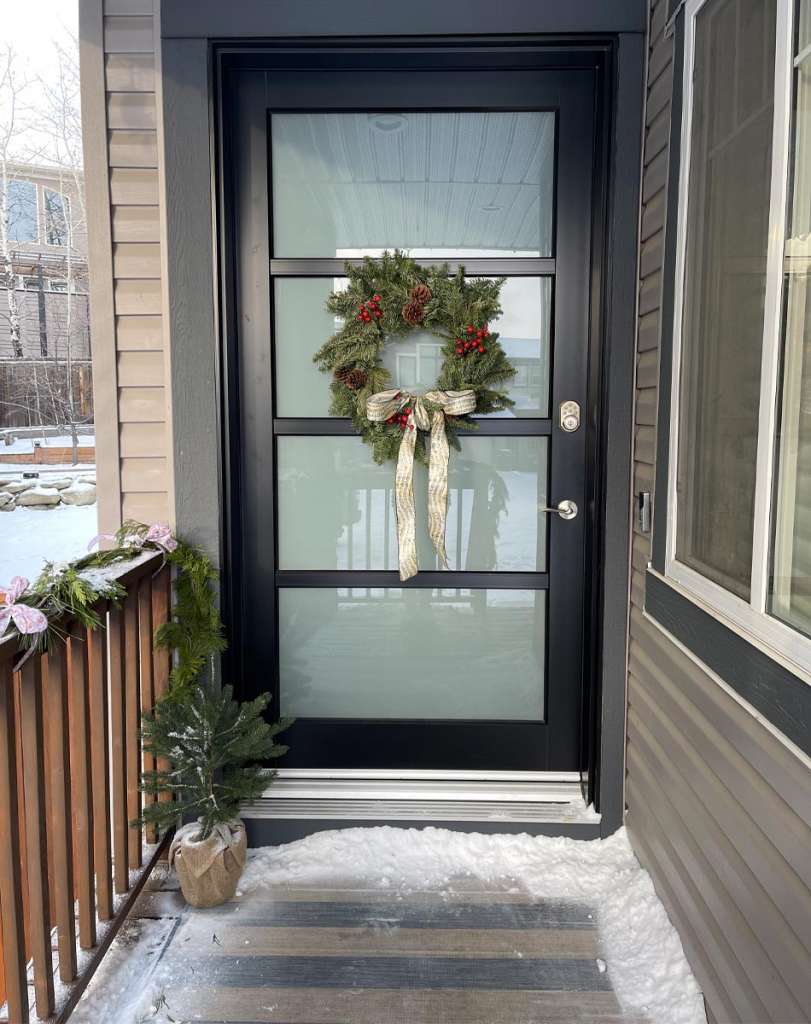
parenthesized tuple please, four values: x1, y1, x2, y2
(366, 388, 476, 581)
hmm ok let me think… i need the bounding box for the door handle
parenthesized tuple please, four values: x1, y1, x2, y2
(538, 499, 578, 520)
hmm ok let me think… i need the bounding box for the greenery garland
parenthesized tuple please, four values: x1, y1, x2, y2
(314, 250, 516, 465)
(4, 520, 225, 701)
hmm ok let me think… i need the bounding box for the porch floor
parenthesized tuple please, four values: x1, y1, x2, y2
(74, 877, 639, 1024)
(70, 827, 704, 1024)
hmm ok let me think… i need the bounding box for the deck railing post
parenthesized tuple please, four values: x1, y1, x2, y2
(87, 603, 113, 922)
(44, 638, 78, 984)
(69, 624, 97, 949)
(108, 603, 129, 894)
(0, 655, 28, 1024)
(19, 656, 55, 1018)
(124, 590, 143, 868)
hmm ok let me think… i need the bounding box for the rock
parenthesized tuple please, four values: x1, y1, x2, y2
(16, 486, 61, 507)
(60, 481, 96, 506)
(78, 474, 96, 485)
(45, 477, 74, 490)
(0, 491, 15, 511)
(2, 480, 34, 495)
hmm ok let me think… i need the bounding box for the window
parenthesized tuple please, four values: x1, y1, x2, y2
(5, 180, 38, 243)
(666, 0, 811, 672)
(43, 188, 70, 246)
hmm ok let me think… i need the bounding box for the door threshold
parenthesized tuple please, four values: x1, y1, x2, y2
(243, 770, 599, 825)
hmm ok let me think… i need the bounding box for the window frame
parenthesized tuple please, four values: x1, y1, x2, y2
(659, 0, 811, 677)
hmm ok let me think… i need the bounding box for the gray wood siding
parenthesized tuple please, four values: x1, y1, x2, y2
(626, 3, 811, 1021)
(80, 0, 171, 530)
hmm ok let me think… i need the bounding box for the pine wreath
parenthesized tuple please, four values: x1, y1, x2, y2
(313, 250, 516, 466)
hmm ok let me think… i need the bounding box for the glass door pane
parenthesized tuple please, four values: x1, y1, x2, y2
(278, 435, 549, 571)
(271, 112, 555, 258)
(279, 588, 546, 720)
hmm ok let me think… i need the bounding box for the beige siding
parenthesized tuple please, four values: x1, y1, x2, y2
(80, 0, 171, 530)
(626, 3, 811, 1021)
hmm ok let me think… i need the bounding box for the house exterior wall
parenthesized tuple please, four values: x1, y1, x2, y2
(79, 0, 173, 534)
(626, 2, 811, 1021)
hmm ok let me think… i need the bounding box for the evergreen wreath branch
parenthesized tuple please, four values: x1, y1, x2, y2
(314, 250, 517, 465)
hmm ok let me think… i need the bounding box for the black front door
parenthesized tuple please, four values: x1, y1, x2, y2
(223, 49, 597, 772)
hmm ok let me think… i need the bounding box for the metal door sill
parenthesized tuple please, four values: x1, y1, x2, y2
(243, 770, 600, 825)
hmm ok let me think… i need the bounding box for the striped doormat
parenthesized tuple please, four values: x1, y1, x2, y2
(145, 882, 645, 1024)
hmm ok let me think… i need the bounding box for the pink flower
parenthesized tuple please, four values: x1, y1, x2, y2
(145, 523, 177, 553)
(0, 577, 48, 637)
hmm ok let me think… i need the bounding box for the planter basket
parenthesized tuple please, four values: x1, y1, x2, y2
(169, 819, 247, 908)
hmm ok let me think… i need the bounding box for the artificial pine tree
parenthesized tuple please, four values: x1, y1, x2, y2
(138, 685, 290, 841)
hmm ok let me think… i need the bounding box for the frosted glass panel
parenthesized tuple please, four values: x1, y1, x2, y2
(274, 277, 550, 416)
(279, 588, 545, 719)
(274, 278, 344, 416)
(278, 435, 547, 571)
(271, 112, 555, 258)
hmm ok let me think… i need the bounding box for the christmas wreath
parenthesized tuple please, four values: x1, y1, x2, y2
(313, 250, 516, 580)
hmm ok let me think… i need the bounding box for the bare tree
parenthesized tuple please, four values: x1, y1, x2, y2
(35, 36, 88, 461)
(0, 45, 35, 359)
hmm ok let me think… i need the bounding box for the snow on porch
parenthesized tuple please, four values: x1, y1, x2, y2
(71, 826, 705, 1024)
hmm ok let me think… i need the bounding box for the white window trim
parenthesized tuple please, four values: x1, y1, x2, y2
(664, 0, 811, 678)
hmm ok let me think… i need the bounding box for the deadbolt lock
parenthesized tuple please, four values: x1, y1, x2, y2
(560, 400, 581, 432)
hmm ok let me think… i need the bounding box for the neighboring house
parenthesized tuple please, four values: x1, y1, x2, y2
(0, 163, 93, 429)
(71, 1, 811, 1021)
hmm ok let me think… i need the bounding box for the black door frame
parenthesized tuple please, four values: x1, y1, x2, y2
(188, 29, 643, 828)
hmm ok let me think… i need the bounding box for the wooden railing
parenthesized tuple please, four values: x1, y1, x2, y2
(0, 551, 171, 1023)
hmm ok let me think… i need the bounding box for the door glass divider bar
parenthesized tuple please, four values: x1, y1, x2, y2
(276, 570, 549, 589)
(270, 258, 556, 276)
(273, 418, 552, 435)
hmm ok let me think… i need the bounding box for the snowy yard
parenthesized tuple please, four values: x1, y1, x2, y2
(0, 503, 98, 581)
(74, 826, 705, 1024)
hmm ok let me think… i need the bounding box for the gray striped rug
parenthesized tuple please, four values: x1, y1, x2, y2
(133, 880, 646, 1024)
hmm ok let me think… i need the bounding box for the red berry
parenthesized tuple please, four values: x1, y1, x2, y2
(466, 325, 474, 334)
(373, 294, 382, 301)
(409, 423, 414, 430)
(480, 346, 486, 353)
(455, 348, 463, 355)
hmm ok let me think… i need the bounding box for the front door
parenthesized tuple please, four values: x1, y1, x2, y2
(224, 50, 597, 772)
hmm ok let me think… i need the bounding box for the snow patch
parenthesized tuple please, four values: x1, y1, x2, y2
(0, 503, 98, 580)
(240, 825, 705, 1024)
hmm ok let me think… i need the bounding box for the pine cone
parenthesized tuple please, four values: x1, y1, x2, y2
(345, 368, 368, 391)
(334, 366, 354, 384)
(409, 283, 432, 304)
(402, 299, 425, 325)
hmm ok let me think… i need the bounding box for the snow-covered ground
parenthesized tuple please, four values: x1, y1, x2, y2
(0, 432, 94, 456)
(75, 826, 705, 1024)
(0, 503, 98, 580)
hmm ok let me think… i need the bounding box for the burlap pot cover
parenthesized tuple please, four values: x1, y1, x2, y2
(169, 819, 247, 908)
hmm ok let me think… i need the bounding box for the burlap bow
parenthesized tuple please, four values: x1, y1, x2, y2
(366, 388, 477, 581)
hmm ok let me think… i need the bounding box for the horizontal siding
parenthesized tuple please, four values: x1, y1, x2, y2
(112, 205, 160, 242)
(104, 53, 154, 92)
(113, 242, 161, 278)
(108, 130, 158, 167)
(103, 15, 154, 53)
(109, 167, 159, 204)
(83, 0, 171, 531)
(117, 349, 164, 386)
(119, 420, 166, 456)
(115, 314, 163, 349)
(627, 2, 811, 1022)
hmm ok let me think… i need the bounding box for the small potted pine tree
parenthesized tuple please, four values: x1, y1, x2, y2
(139, 685, 290, 908)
